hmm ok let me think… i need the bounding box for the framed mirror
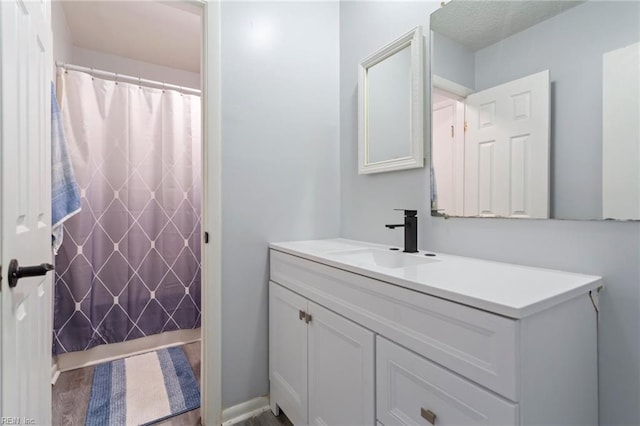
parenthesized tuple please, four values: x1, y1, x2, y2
(359, 26, 424, 174)
(430, 1, 640, 220)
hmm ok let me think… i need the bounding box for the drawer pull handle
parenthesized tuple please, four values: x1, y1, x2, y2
(421, 408, 437, 425)
(299, 310, 305, 320)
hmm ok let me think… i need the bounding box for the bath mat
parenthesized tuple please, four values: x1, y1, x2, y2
(85, 346, 200, 426)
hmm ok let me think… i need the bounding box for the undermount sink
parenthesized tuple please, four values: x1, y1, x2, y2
(328, 247, 439, 269)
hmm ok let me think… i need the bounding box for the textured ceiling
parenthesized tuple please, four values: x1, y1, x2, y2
(61, 1, 201, 73)
(431, 0, 584, 52)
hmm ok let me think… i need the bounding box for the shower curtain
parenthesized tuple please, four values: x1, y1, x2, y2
(53, 70, 202, 354)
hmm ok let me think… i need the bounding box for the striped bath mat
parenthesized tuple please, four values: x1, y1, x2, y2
(85, 347, 200, 426)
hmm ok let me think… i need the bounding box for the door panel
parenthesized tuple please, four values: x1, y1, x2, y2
(602, 42, 640, 220)
(465, 70, 550, 218)
(432, 99, 464, 216)
(269, 282, 308, 425)
(1, 0, 53, 421)
(307, 302, 374, 426)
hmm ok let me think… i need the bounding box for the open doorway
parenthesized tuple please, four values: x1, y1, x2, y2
(50, 1, 209, 423)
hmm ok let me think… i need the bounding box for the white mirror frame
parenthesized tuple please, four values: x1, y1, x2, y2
(358, 26, 424, 174)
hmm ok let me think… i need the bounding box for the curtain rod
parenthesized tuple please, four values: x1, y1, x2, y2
(56, 62, 201, 96)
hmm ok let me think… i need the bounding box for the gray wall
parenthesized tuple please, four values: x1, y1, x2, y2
(474, 1, 640, 220)
(432, 31, 475, 90)
(221, 1, 340, 409)
(340, 2, 640, 425)
(71, 46, 200, 89)
(52, 0, 72, 73)
(51, 0, 200, 89)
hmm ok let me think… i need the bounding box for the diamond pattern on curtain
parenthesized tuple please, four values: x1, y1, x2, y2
(53, 70, 201, 354)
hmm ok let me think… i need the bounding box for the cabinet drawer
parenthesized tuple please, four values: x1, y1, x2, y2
(271, 250, 518, 399)
(376, 337, 518, 426)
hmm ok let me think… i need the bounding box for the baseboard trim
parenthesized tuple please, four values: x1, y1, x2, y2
(222, 396, 270, 426)
(55, 328, 201, 372)
(51, 362, 60, 385)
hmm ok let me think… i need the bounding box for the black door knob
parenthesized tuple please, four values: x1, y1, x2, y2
(7, 259, 54, 288)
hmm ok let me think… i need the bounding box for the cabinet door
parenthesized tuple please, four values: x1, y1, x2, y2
(308, 302, 375, 426)
(269, 282, 308, 425)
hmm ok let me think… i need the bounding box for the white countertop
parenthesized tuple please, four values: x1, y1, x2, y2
(269, 238, 603, 319)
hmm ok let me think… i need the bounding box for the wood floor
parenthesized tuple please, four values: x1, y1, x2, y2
(234, 411, 293, 426)
(53, 342, 202, 425)
(52, 341, 291, 426)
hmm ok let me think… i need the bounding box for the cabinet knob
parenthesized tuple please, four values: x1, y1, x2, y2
(305, 313, 312, 324)
(421, 408, 436, 425)
(299, 310, 305, 321)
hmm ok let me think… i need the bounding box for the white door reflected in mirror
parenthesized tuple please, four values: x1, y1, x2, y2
(432, 71, 550, 219)
(358, 26, 424, 174)
(430, 1, 640, 221)
(602, 42, 640, 220)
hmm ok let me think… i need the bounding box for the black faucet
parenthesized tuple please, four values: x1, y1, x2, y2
(385, 209, 418, 253)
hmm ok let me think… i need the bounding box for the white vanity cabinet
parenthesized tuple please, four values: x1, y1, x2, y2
(269, 282, 375, 426)
(269, 239, 602, 426)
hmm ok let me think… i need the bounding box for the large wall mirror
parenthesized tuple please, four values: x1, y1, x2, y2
(430, 1, 640, 220)
(359, 26, 424, 174)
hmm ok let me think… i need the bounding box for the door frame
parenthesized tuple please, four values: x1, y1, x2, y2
(200, 0, 222, 424)
(0, 0, 222, 423)
(432, 95, 465, 217)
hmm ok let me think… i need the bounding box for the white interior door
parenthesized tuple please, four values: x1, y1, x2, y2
(602, 42, 640, 220)
(0, 0, 53, 422)
(464, 70, 550, 218)
(432, 98, 465, 216)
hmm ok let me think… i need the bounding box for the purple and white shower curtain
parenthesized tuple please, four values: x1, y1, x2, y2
(53, 70, 201, 354)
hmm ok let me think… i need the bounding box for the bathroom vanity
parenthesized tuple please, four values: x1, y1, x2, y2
(268, 239, 602, 425)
